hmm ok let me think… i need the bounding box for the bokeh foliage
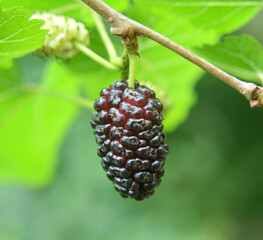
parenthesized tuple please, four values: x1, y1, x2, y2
(0, 73, 262, 240)
(1, 0, 262, 185)
(0, 1, 263, 239)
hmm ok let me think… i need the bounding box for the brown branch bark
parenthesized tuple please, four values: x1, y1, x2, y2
(82, 0, 263, 108)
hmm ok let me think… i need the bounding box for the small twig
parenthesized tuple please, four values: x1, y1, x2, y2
(74, 41, 120, 71)
(82, 0, 263, 108)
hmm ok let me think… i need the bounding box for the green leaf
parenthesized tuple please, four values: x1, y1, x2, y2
(0, 61, 78, 186)
(0, 7, 48, 68)
(138, 49, 201, 132)
(122, 2, 260, 131)
(196, 34, 263, 84)
(3, 0, 75, 11)
(133, 0, 261, 33)
(3, 0, 129, 13)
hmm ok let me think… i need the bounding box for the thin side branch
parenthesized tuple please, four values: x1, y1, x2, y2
(82, 0, 263, 108)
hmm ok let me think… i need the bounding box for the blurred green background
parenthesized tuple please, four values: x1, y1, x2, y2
(0, 9, 263, 240)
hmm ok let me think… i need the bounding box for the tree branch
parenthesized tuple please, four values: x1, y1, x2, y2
(82, 0, 263, 108)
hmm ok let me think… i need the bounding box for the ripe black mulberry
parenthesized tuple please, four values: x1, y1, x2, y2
(91, 80, 169, 200)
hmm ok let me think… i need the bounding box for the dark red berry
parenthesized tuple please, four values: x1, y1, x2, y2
(91, 80, 169, 200)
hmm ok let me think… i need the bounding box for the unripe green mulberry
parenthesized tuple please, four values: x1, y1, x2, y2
(30, 13, 90, 59)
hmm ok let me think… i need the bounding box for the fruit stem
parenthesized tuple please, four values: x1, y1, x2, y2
(74, 41, 120, 71)
(128, 53, 137, 88)
(90, 10, 121, 66)
(120, 52, 129, 81)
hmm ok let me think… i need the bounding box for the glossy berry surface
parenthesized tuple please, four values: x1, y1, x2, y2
(91, 80, 169, 200)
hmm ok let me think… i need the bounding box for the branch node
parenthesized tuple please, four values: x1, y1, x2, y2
(251, 86, 263, 100)
(250, 100, 259, 108)
(122, 35, 139, 55)
(249, 86, 263, 108)
(107, 17, 114, 23)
